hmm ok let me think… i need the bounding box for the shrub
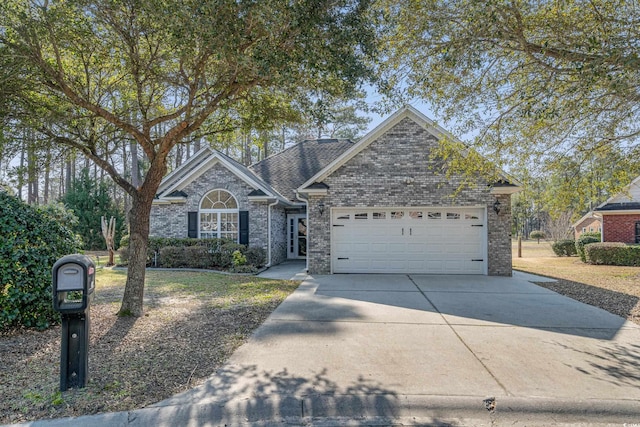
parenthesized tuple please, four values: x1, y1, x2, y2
(120, 234, 130, 248)
(581, 231, 602, 241)
(529, 230, 545, 243)
(132, 238, 266, 270)
(245, 247, 266, 267)
(585, 243, 640, 266)
(214, 243, 246, 268)
(552, 240, 577, 257)
(576, 234, 601, 262)
(159, 246, 186, 268)
(0, 193, 82, 330)
(232, 250, 247, 267)
(183, 246, 212, 268)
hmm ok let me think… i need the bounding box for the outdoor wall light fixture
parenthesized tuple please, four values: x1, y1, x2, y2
(493, 199, 501, 215)
(318, 201, 325, 216)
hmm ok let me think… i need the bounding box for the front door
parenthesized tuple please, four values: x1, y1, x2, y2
(635, 221, 640, 244)
(287, 214, 307, 259)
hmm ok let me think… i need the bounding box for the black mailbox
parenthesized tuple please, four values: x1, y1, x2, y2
(53, 254, 95, 313)
(52, 254, 95, 390)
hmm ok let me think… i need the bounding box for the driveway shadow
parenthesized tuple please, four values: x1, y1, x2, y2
(151, 365, 403, 421)
(145, 364, 467, 426)
(292, 274, 638, 340)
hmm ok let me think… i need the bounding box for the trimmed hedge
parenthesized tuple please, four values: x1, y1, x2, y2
(576, 234, 601, 262)
(585, 243, 640, 266)
(552, 239, 577, 257)
(119, 237, 266, 271)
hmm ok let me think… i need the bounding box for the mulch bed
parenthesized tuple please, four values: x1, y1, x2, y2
(0, 298, 286, 424)
(533, 278, 640, 326)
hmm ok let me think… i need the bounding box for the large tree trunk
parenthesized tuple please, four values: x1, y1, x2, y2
(117, 155, 167, 317)
(118, 193, 152, 317)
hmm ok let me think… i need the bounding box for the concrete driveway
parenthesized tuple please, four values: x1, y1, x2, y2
(31, 271, 639, 426)
(135, 271, 640, 425)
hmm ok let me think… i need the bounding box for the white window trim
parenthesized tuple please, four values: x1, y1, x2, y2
(199, 189, 239, 241)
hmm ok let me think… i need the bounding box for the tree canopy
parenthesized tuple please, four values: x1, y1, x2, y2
(380, 0, 640, 189)
(0, 0, 377, 316)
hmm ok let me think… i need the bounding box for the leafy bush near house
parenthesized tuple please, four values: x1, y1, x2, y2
(147, 237, 230, 254)
(581, 231, 601, 240)
(576, 233, 601, 262)
(0, 192, 82, 330)
(232, 250, 247, 267)
(184, 246, 212, 268)
(119, 237, 267, 271)
(158, 246, 186, 268)
(244, 247, 266, 267)
(552, 240, 577, 257)
(585, 243, 640, 266)
(213, 243, 247, 268)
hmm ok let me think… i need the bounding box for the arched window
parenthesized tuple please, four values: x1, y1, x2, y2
(199, 190, 239, 241)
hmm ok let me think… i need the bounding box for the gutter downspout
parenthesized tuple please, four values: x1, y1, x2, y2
(265, 198, 279, 267)
(295, 191, 309, 272)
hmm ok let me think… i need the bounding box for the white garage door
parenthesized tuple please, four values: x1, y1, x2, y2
(332, 207, 486, 274)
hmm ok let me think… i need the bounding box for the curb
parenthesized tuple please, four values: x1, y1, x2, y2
(7, 394, 640, 427)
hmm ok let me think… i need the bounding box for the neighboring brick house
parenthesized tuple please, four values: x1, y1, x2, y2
(594, 175, 640, 244)
(572, 212, 602, 240)
(150, 106, 520, 276)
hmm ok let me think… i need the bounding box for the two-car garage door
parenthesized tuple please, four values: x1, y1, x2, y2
(332, 207, 486, 274)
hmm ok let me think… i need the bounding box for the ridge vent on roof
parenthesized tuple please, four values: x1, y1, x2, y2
(316, 138, 344, 144)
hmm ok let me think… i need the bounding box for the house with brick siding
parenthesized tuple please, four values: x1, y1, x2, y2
(572, 212, 602, 240)
(594, 175, 640, 244)
(150, 106, 520, 276)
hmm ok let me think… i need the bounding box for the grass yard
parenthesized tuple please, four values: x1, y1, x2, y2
(513, 239, 640, 324)
(0, 268, 299, 424)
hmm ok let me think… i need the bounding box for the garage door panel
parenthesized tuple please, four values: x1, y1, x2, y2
(332, 207, 486, 274)
(370, 243, 388, 253)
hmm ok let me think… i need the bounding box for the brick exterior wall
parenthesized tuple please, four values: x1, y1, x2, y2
(150, 162, 270, 253)
(602, 214, 640, 243)
(574, 217, 602, 240)
(307, 117, 513, 276)
(270, 206, 288, 265)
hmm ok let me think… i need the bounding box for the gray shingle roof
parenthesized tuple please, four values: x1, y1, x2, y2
(595, 202, 640, 211)
(249, 139, 353, 201)
(166, 190, 188, 198)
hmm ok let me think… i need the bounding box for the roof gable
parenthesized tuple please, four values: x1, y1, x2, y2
(572, 211, 601, 228)
(595, 175, 640, 212)
(297, 106, 521, 193)
(156, 147, 286, 202)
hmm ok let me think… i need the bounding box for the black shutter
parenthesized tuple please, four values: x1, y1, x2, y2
(187, 211, 198, 238)
(239, 210, 249, 245)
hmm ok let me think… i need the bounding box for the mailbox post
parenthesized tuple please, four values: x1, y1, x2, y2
(52, 254, 95, 391)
